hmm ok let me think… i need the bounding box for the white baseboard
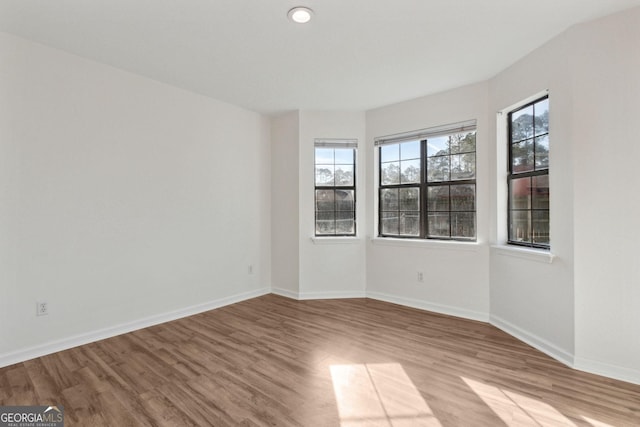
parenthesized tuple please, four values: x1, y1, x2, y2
(574, 356, 640, 386)
(0, 287, 271, 369)
(366, 291, 489, 322)
(270, 287, 300, 299)
(298, 290, 366, 300)
(271, 287, 366, 300)
(490, 314, 574, 367)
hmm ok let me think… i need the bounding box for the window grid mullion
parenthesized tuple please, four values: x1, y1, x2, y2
(333, 185, 338, 234)
(421, 140, 427, 238)
(529, 176, 533, 243)
(532, 103, 537, 168)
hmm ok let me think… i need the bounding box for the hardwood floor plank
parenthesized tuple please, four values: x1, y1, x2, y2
(94, 390, 145, 427)
(23, 358, 63, 404)
(1, 294, 639, 426)
(2, 365, 38, 406)
(138, 388, 198, 427)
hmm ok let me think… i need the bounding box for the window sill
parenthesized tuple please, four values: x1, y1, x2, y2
(311, 236, 362, 245)
(491, 244, 555, 264)
(371, 237, 481, 252)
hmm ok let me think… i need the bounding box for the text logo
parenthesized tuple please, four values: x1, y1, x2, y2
(0, 406, 64, 427)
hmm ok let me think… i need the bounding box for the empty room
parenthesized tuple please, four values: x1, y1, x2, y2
(1, 1, 640, 425)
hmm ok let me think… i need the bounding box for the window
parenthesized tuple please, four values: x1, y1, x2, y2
(507, 96, 549, 248)
(314, 139, 357, 236)
(376, 121, 476, 240)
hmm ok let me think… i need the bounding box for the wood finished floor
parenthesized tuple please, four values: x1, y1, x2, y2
(1, 295, 639, 426)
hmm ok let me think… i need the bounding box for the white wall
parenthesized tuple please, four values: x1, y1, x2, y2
(488, 32, 576, 364)
(488, 6, 640, 383)
(0, 32, 271, 365)
(271, 111, 300, 297)
(365, 83, 491, 321)
(570, 9, 640, 382)
(298, 111, 367, 298)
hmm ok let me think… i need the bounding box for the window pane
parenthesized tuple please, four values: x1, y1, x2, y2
(335, 165, 354, 186)
(378, 124, 476, 241)
(315, 148, 334, 164)
(427, 156, 450, 182)
(400, 188, 420, 211)
(532, 175, 549, 210)
(450, 184, 475, 211)
(381, 212, 399, 235)
(315, 189, 334, 211)
(334, 148, 354, 165)
(507, 97, 549, 248)
(427, 136, 449, 157)
(381, 162, 400, 185)
(381, 144, 399, 162)
(511, 105, 534, 142)
(428, 213, 450, 238)
(427, 186, 449, 212)
(400, 140, 421, 160)
(400, 159, 421, 184)
(450, 132, 476, 154)
(450, 153, 476, 180)
(336, 211, 355, 235)
(534, 98, 549, 136)
(316, 211, 335, 235)
(400, 212, 420, 236)
(315, 165, 334, 185)
(336, 189, 354, 211)
(532, 210, 550, 245)
(510, 177, 531, 210)
(509, 210, 531, 243)
(511, 139, 534, 173)
(535, 135, 549, 170)
(380, 189, 399, 211)
(451, 212, 475, 238)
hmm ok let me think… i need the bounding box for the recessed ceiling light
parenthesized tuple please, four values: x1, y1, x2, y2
(288, 7, 313, 24)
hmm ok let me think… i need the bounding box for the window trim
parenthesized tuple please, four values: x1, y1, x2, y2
(506, 95, 550, 250)
(374, 120, 477, 146)
(375, 121, 477, 241)
(491, 244, 555, 263)
(372, 236, 481, 252)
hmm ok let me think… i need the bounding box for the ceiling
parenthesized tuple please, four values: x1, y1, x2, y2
(1, 0, 640, 115)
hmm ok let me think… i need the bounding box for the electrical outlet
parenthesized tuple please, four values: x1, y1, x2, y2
(37, 301, 48, 316)
(248, 265, 254, 275)
(417, 271, 424, 283)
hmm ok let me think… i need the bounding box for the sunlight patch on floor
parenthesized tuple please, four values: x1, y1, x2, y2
(462, 377, 577, 426)
(330, 363, 442, 426)
(581, 416, 615, 427)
